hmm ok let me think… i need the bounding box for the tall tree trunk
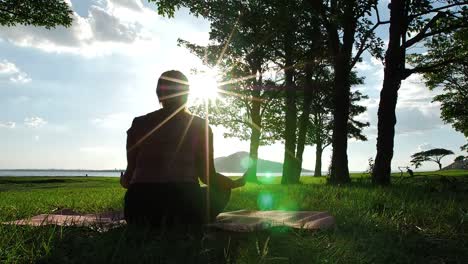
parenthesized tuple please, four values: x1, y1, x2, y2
(293, 64, 314, 182)
(437, 162, 442, 170)
(314, 137, 323, 177)
(325, 1, 356, 185)
(281, 31, 298, 184)
(246, 69, 262, 183)
(329, 57, 351, 184)
(247, 120, 261, 182)
(372, 0, 406, 186)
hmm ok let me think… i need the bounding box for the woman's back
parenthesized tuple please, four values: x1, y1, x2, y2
(127, 109, 207, 184)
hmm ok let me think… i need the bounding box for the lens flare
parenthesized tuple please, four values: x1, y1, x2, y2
(189, 72, 219, 100)
(259, 172, 275, 184)
(257, 191, 274, 210)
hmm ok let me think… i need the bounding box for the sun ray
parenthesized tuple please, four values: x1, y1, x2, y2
(218, 59, 314, 88)
(127, 103, 187, 153)
(215, 15, 240, 68)
(159, 75, 190, 85)
(204, 99, 211, 221)
(217, 89, 265, 103)
(174, 114, 194, 155)
(217, 73, 258, 86)
(157, 90, 190, 101)
(243, 115, 261, 132)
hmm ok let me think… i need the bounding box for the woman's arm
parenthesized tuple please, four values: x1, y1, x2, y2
(199, 126, 245, 189)
(121, 119, 138, 189)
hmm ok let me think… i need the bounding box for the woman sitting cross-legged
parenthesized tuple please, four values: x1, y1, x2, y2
(120, 70, 246, 227)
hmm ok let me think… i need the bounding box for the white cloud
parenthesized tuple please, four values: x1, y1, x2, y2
(0, 59, 31, 84)
(0, 0, 156, 57)
(398, 74, 439, 110)
(418, 143, 433, 151)
(91, 112, 132, 129)
(24, 117, 47, 128)
(109, 0, 144, 11)
(395, 105, 443, 134)
(0, 121, 16, 128)
(370, 57, 383, 66)
(355, 60, 372, 71)
(364, 74, 445, 136)
(361, 73, 444, 137)
(0, 60, 19, 74)
(89, 6, 142, 43)
(10, 72, 32, 83)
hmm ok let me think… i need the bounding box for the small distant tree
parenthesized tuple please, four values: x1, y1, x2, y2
(410, 148, 454, 170)
(0, 0, 73, 28)
(462, 143, 468, 153)
(455, 155, 466, 162)
(365, 157, 375, 177)
(307, 88, 370, 177)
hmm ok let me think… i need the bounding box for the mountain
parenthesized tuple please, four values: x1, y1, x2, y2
(442, 159, 468, 170)
(214, 151, 313, 173)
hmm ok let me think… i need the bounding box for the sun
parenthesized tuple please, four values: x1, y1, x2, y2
(189, 71, 219, 101)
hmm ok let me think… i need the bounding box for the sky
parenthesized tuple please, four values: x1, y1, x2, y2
(0, 0, 466, 171)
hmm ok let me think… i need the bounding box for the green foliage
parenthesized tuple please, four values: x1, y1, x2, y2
(409, 27, 468, 138)
(178, 29, 283, 145)
(306, 71, 370, 150)
(410, 148, 455, 168)
(454, 155, 466, 162)
(0, 0, 73, 28)
(462, 143, 468, 152)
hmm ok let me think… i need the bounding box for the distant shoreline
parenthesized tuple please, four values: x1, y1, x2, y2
(0, 169, 125, 172)
(0, 169, 319, 177)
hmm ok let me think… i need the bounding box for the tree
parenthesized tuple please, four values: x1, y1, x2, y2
(410, 28, 468, 139)
(410, 148, 454, 170)
(0, 0, 73, 28)
(156, 0, 284, 182)
(270, 0, 301, 185)
(307, 75, 370, 177)
(308, 0, 385, 184)
(153, 0, 314, 184)
(372, 0, 468, 185)
(283, 2, 327, 183)
(454, 155, 466, 162)
(462, 143, 468, 152)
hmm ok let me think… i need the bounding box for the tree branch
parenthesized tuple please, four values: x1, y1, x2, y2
(404, 12, 445, 48)
(405, 23, 467, 48)
(351, 6, 390, 67)
(403, 58, 460, 78)
(408, 2, 468, 20)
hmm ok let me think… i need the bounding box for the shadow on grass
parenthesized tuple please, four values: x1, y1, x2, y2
(32, 225, 253, 264)
(5, 218, 465, 264)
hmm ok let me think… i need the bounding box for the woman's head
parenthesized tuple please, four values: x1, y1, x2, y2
(156, 70, 189, 109)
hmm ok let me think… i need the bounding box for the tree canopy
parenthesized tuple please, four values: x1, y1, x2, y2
(151, 0, 467, 185)
(410, 148, 454, 170)
(410, 28, 468, 138)
(0, 0, 73, 28)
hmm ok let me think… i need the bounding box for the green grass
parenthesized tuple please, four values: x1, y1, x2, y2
(1, 171, 467, 263)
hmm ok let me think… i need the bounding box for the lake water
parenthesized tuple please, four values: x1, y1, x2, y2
(0, 170, 318, 177)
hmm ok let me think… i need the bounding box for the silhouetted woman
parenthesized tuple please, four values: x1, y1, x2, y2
(120, 70, 245, 227)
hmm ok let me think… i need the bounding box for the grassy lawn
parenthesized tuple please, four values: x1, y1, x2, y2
(0, 170, 467, 263)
